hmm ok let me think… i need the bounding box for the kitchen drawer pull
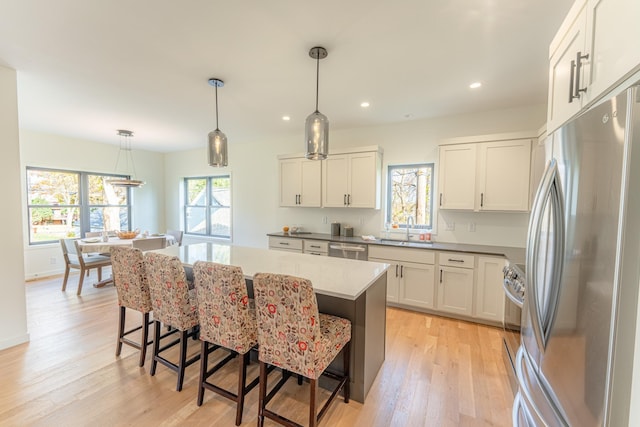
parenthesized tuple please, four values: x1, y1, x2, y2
(448, 258, 464, 263)
(310, 245, 320, 249)
(279, 242, 290, 246)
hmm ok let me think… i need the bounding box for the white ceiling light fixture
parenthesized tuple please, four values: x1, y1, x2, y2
(469, 81, 482, 89)
(282, 115, 291, 121)
(360, 101, 370, 108)
(305, 46, 329, 160)
(108, 129, 145, 188)
(207, 78, 228, 167)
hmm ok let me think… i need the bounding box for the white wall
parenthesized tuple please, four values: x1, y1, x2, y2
(20, 130, 166, 279)
(0, 65, 29, 350)
(165, 103, 545, 249)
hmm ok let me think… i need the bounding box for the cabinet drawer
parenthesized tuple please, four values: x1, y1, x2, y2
(368, 245, 435, 264)
(438, 252, 475, 269)
(268, 237, 303, 251)
(303, 240, 328, 254)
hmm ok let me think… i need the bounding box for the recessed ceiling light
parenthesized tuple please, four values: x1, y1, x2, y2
(469, 82, 482, 89)
(282, 116, 291, 121)
(360, 102, 370, 108)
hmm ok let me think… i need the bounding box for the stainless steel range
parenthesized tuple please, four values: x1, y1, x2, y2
(502, 262, 524, 393)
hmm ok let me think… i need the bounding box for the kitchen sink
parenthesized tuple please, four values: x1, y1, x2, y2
(379, 239, 433, 248)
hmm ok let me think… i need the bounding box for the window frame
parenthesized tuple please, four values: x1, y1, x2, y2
(183, 175, 231, 240)
(26, 166, 132, 245)
(386, 163, 435, 230)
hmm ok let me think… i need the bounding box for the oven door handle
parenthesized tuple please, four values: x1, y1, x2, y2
(503, 280, 524, 308)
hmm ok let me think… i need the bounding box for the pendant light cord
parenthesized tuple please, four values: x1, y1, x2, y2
(215, 84, 220, 131)
(315, 49, 320, 113)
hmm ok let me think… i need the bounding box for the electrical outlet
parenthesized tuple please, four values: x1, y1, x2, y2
(359, 217, 365, 225)
(322, 216, 328, 224)
(445, 221, 455, 231)
(468, 222, 476, 232)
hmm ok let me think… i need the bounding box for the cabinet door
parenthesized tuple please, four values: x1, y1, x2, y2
(547, 7, 587, 132)
(475, 257, 506, 322)
(299, 159, 322, 207)
(322, 154, 349, 207)
(477, 140, 531, 211)
(584, 0, 640, 104)
(438, 144, 476, 210)
(348, 152, 379, 208)
(370, 257, 400, 303)
(279, 159, 301, 207)
(399, 261, 436, 309)
(437, 266, 474, 316)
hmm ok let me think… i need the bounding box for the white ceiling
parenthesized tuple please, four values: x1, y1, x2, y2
(0, 0, 573, 153)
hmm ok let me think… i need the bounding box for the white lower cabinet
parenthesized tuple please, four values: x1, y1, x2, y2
(436, 252, 475, 317)
(475, 256, 506, 322)
(369, 246, 435, 308)
(268, 236, 302, 253)
(303, 240, 328, 256)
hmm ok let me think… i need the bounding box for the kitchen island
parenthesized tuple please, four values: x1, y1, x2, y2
(153, 242, 389, 403)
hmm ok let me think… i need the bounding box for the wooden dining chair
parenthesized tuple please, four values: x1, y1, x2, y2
(253, 273, 352, 427)
(131, 236, 167, 251)
(110, 246, 153, 367)
(193, 261, 259, 426)
(144, 252, 200, 391)
(60, 238, 112, 296)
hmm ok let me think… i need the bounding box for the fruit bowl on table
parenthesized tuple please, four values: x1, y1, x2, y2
(116, 231, 139, 239)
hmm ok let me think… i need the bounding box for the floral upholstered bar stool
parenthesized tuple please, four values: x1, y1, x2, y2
(110, 246, 153, 367)
(193, 261, 260, 426)
(144, 252, 200, 391)
(253, 273, 352, 427)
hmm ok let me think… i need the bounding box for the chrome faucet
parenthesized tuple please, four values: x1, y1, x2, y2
(406, 215, 414, 242)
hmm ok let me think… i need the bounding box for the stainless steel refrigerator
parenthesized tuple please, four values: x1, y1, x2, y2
(514, 80, 640, 426)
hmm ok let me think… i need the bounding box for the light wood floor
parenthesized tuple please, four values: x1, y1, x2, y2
(0, 271, 514, 426)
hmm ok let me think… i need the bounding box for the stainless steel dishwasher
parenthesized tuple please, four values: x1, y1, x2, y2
(328, 242, 368, 260)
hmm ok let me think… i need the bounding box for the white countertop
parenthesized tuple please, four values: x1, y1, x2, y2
(153, 243, 390, 301)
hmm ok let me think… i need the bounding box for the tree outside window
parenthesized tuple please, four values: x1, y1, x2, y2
(184, 175, 231, 239)
(387, 164, 434, 229)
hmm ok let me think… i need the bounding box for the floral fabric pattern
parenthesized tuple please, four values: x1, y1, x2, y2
(110, 246, 152, 313)
(193, 261, 257, 355)
(144, 252, 198, 330)
(253, 273, 351, 379)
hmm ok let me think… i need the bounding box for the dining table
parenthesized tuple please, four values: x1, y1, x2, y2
(151, 242, 390, 403)
(77, 234, 176, 287)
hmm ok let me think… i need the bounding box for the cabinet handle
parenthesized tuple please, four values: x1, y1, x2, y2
(440, 269, 443, 283)
(348, 194, 351, 206)
(448, 258, 464, 263)
(439, 193, 443, 207)
(574, 51, 589, 99)
(569, 59, 577, 103)
(344, 194, 347, 206)
(395, 264, 399, 277)
(400, 265, 404, 278)
(310, 245, 320, 249)
(298, 194, 301, 204)
(279, 242, 290, 246)
(480, 193, 484, 207)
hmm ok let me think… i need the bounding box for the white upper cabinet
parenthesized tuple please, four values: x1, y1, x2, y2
(279, 157, 321, 207)
(548, 0, 640, 132)
(438, 144, 477, 210)
(322, 149, 382, 209)
(477, 139, 532, 212)
(438, 138, 532, 212)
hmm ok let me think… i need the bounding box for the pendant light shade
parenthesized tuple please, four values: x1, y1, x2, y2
(207, 78, 228, 167)
(305, 46, 329, 160)
(109, 129, 145, 188)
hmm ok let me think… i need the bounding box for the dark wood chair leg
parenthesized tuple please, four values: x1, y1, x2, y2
(97, 267, 103, 281)
(150, 320, 161, 376)
(309, 378, 318, 427)
(197, 341, 208, 406)
(176, 330, 188, 391)
(116, 306, 125, 356)
(257, 361, 267, 427)
(235, 352, 249, 426)
(139, 312, 150, 367)
(62, 266, 70, 291)
(343, 342, 350, 403)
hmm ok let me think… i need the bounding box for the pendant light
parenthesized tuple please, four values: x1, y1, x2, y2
(305, 46, 329, 160)
(108, 129, 145, 188)
(208, 78, 228, 167)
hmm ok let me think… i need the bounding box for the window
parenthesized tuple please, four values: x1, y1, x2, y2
(184, 175, 231, 239)
(387, 163, 434, 229)
(26, 167, 131, 244)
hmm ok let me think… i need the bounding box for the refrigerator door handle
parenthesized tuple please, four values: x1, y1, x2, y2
(526, 159, 565, 351)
